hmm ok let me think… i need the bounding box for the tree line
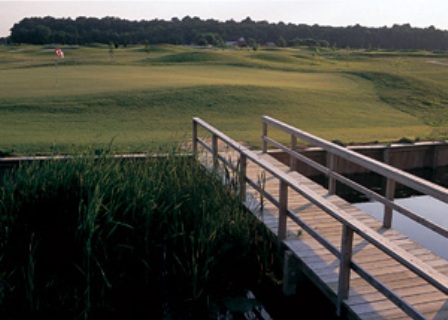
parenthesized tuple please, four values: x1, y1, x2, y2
(8, 16, 448, 50)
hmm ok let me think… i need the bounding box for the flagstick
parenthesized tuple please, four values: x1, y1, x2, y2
(54, 48, 64, 88)
(54, 56, 59, 88)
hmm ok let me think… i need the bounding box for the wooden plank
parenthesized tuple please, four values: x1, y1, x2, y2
(196, 120, 448, 320)
(414, 300, 448, 319)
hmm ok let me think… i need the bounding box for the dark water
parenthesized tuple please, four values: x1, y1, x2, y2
(355, 196, 448, 260)
(253, 277, 341, 319)
(334, 166, 448, 260)
(310, 166, 448, 203)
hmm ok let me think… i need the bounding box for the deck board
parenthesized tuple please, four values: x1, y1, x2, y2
(201, 148, 448, 319)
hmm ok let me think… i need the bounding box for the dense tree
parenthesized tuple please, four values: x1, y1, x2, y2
(276, 36, 287, 47)
(8, 16, 448, 50)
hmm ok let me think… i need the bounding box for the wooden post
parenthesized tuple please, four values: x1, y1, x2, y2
(384, 178, 396, 228)
(383, 145, 391, 165)
(278, 180, 288, 240)
(432, 145, 440, 182)
(432, 144, 439, 170)
(192, 120, 198, 155)
(337, 224, 354, 317)
(212, 134, 218, 171)
(282, 250, 303, 296)
(327, 153, 336, 194)
(262, 121, 268, 153)
(290, 134, 297, 171)
(239, 154, 247, 201)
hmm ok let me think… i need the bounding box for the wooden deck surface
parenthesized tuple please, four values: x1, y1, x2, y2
(213, 150, 448, 320)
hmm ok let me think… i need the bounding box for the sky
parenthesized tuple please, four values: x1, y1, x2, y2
(1, 0, 448, 38)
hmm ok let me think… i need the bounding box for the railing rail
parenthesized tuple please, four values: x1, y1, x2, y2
(262, 115, 448, 238)
(193, 116, 448, 319)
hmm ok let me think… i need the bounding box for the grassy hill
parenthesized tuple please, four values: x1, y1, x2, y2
(0, 44, 447, 155)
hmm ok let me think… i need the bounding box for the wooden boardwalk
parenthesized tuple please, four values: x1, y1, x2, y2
(193, 117, 448, 319)
(245, 151, 448, 319)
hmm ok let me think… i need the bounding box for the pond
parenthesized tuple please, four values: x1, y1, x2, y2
(355, 195, 448, 260)
(310, 166, 448, 260)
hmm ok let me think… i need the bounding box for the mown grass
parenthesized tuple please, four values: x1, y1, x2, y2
(0, 84, 427, 155)
(0, 147, 276, 319)
(0, 44, 447, 155)
(352, 71, 448, 132)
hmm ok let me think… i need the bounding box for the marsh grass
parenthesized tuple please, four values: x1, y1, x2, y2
(0, 145, 276, 319)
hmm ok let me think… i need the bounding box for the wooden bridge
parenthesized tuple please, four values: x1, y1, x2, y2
(192, 116, 448, 320)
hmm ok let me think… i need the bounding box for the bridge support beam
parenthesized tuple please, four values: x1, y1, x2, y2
(212, 134, 218, 171)
(290, 135, 298, 171)
(239, 154, 247, 201)
(384, 178, 396, 228)
(278, 181, 288, 240)
(282, 250, 304, 296)
(192, 120, 198, 155)
(337, 224, 354, 316)
(262, 121, 268, 153)
(327, 153, 337, 195)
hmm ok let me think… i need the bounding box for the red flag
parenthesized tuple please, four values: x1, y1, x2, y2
(55, 48, 64, 58)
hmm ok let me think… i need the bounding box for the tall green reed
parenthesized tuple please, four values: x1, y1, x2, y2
(0, 145, 275, 319)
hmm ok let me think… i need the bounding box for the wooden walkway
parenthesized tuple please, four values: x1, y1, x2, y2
(193, 117, 448, 319)
(246, 151, 448, 319)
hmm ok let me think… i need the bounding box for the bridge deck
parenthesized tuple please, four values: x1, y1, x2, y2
(217, 149, 448, 319)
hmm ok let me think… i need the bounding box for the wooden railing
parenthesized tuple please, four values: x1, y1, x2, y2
(262, 115, 448, 237)
(193, 116, 448, 319)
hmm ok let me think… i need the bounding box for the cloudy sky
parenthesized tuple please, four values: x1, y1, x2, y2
(1, 0, 447, 37)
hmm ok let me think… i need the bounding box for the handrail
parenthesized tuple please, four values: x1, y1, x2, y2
(262, 115, 448, 202)
(262, 115, 448, 236)
(193, 117, 448, 319)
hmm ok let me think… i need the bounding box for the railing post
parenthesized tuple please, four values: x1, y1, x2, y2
(337, 224, 354, 317)
(239, 154, 247, 201)
(384, 178, 396, 228)
(262, 121, 268, 153)
(278, 181, 288, 240)
(327, 153, 336, 194)
(192, 119, 198, 155)
(432, 144, 439, 169)
(212, 134, 219, 171)
(282, 250, 303, 296)
(290, 134, 297, 171)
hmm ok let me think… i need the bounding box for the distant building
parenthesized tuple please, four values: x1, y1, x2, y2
(237, 37, 247, 47)
(225, 41, 238, 47)
(225, 37, 248, 48)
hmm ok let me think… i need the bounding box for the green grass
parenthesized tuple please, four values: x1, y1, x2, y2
(0, 148, 275, 318)
(0, 44, 447, 155)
